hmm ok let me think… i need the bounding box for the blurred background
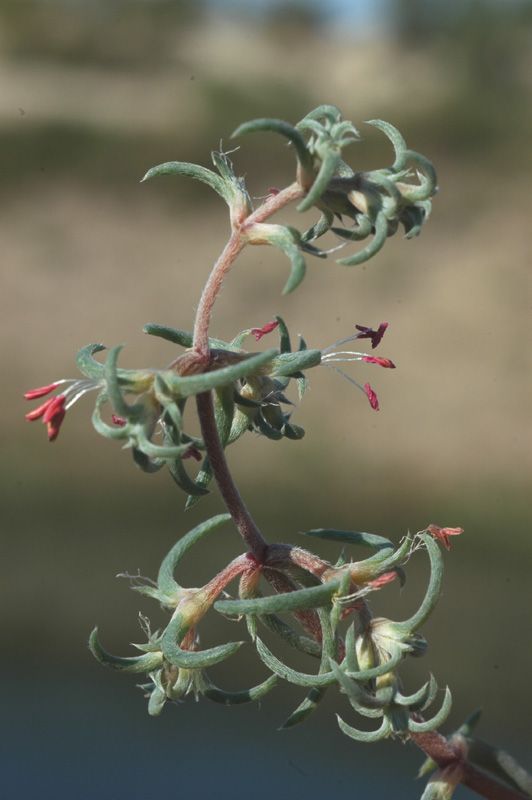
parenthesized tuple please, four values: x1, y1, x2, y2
(3, 1, 531, 797)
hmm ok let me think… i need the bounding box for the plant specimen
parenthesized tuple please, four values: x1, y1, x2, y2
(25, 105, 531, 800)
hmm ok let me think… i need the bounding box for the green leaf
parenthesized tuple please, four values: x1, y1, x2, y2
(274, 315, 292, 354)
(396, 675, 438, 711)
(337, 210, 389, 266)
(202, 674, 278, 705)
(255, 613, 321, 658)
(143, 323, 234, 352)
(297, 149, 341, 212)
(299, 105, 343, 125)
(160, 349, 278, 398)
(269, 349, 322, 376)
(104, 346, 143, 420)
(365, 119, 407, 171)
(161, 613, 244, 669)
(255, 636, 337, 688)
(215, 579, 340, 617)
(302, 529, 394, 551)
(336, 714, 391, 743)
(92, 392, 131, 440)
(141, 161, 230, 203)
(395, 534, 443, 634)
(77, 343, 106, 380)
(281, 607, 336, 727)
(398, 150, 438, 202)
(231, 118, 313, 175)
(89, 628, 163, 673)
(281, 686, 327, 729)
(408, 687, 452, 733)
(157, 514, 231, 597)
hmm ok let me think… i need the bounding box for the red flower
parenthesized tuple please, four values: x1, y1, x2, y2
(362, 356, 396, 369)
(363, 383, 380, 411)
(355, 322, 388, 349)
(426, 524, 464, 551)
(250, 319, 279, 341)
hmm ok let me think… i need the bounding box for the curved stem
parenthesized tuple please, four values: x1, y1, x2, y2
(191, 181, 305, 553)
(193, 231, 244, 357)
(196, 391, 268, 561)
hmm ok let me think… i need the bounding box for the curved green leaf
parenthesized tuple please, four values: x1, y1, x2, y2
(269, 349, 321, 376)
(408, 687, 452, 733)
(302, 529, 394, 551)
(89, 628, 163, 673)
(395, 534, 443, 634)
(255, 636, 337, 688)
(215, 579, 340, 617)
(297, 149, 341, 212)
(161, 349, 277, 398)
(231, 118, 313, 175)
(337, 211, 389, 266)
(202, 673, 278, 705)
(161, 613, 243, 669)
(141, 161, 229, 203)
(396, 674, 438, 710)
(77, 343, 106, 380)
(365, 119, 407, 171)
(157, 514, 231, 597)
(336, 713, 391, 743)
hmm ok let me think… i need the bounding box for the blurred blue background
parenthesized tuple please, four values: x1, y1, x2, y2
(2, 1, 531, 797)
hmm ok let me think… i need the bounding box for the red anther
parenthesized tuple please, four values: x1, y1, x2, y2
(426, 524, 464, 551)
(250, 320, 279, 341)
(24, 382, 61, 400)
(363, 382, 380, 411)
(355, 322, 389, 349)
(362, 356, 396, 369)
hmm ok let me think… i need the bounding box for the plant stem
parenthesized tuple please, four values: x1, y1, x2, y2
(192, 181, 304, 357)
(195, 391, 268, 561)
(191, 180, 305, 553)
(192, 231, 244, 357)
(410, 732, 531, 800)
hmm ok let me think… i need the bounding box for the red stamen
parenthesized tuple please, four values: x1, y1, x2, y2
(24, 382, 61, 400)
(356, 322, 389, 349)
(250, 320, 279, 341)
(363, 382, 380, 411)
(25, 397, 56, 421)
(46, 406, 66, 441)
(42, 395, 66, 424)
(362, 356, 396, 369)
(426, 524, 464, 551)
(111, 414, 127, 427)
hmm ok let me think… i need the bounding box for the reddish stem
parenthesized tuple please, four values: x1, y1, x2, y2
(410, 732, 530, 800)
(193, 231, 244, 357)
(195, 391, 268, 561)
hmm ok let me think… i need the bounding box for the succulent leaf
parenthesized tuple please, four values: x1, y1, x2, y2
(157, 514, 231, 598)
(161, 612, 243, 669)
(89, 628, 163, 673)
(141, 160, 230, 203)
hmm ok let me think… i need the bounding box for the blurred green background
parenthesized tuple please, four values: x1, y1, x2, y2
(3, 1, 531, 797)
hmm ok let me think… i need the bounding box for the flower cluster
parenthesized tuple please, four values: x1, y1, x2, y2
(90, 519, 460, 740)
(25, 314, 396, 505)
